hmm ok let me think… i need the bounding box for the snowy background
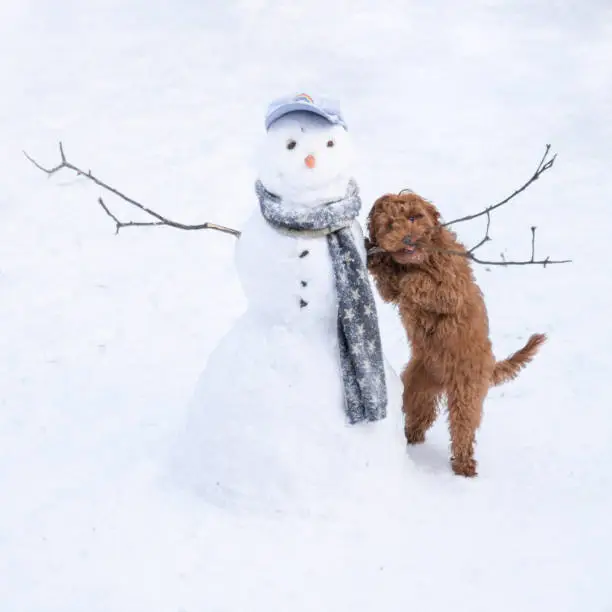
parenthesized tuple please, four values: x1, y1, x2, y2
(2, 1, 612, 610)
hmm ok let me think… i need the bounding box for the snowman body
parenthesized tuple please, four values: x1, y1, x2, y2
(235, 204, 363, 325)
(172, 112, 405, 510)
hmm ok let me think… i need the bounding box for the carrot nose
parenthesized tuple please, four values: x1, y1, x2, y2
(304, 154, 316, 169)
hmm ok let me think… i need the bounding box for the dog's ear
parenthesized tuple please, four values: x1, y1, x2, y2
(366, 194, 394, 244)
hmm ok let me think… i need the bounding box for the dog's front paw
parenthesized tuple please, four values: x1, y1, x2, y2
(366, 249, 386, 271)
(405, 427, 426, 445)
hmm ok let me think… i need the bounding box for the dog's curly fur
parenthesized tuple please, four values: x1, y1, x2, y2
(366, 192, 546, 477)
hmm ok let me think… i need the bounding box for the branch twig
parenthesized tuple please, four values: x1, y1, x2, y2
(467, 210, 492, 254)
(23, 142, 241, 237)
(367, 239, 571, 267)
(441, 144, 556, 227)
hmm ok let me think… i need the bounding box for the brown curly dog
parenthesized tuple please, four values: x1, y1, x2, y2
(366, 192, 546, 477)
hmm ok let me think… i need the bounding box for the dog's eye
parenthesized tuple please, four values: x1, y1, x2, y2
(387, 221, 394, 230)
(286, 140, 297, 150)
(408, 213, 423, 222)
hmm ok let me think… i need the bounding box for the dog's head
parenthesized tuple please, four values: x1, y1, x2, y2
(367, 192, 441, 265)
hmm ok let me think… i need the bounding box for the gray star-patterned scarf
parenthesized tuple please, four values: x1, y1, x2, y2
(255, 179, 387, 424)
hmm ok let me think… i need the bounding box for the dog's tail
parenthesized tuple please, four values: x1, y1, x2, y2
(491, 333, 547, 387)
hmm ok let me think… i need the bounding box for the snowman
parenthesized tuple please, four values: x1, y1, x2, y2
(171, 94, 406, 511)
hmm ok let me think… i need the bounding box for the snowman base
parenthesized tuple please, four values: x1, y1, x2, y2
(169, 313, 409, 514)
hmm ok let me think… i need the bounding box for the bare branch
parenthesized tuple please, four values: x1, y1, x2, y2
(467, 210, 492, 254)
(441, 144, 557, 227)
(23, 142, 241, 237)
(467, 255, 572, 267)
(366, 224, 571, 267)
(460, 225, 572, 267)
(464, 247, 571, 267)
(448, 146, 567, 266)
(97, 197, 167, 235)
(391, 144, 569, 268)
(97, 197, 123, 234)
(367, 244, 570, 267)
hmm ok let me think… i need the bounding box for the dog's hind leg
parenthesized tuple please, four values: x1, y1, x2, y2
(402, 358, 442, 445)
(447, 382, 486, 477)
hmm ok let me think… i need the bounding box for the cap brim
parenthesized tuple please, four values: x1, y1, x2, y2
(265, 101, 345, 130)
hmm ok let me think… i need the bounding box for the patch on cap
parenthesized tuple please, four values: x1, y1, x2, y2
(294, 93, 314, 103)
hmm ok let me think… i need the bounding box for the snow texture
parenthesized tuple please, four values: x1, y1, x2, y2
(2, 1, 612, 611)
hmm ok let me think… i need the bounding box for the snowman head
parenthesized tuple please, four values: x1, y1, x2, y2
(257, 110, 354, 207)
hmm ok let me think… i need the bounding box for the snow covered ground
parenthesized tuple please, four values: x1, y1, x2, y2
(1, 1, 611, 610)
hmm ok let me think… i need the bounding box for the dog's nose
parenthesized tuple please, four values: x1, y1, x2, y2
(402, 236, 414, 245)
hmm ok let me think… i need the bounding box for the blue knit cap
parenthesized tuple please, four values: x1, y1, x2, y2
(265, 93, 347, 131)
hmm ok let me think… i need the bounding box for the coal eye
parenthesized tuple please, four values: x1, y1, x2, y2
(326, 140, 335, 148)
(287, 140, 297, 150)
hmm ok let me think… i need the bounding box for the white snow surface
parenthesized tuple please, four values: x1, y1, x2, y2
(2, 2, 612, 611)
